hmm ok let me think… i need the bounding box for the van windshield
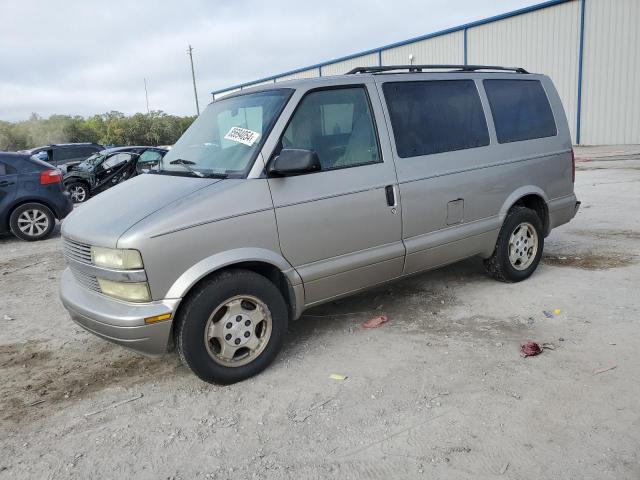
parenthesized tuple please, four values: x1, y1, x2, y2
(160, 89, 293, 178)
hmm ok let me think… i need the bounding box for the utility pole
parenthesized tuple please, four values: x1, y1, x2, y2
(187, 44, 200, 115)
(143, 78, 150, 114)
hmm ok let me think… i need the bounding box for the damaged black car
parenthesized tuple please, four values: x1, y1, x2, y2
(63, 146, 168, 203)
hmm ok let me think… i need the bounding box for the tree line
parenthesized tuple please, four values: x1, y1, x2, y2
(0, 111, 196, 151)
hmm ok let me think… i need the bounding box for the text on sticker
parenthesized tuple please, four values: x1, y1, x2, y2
(224, 127, 261, 146)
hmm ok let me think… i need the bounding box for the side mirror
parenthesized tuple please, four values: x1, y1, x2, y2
(268, 149, 321, 177)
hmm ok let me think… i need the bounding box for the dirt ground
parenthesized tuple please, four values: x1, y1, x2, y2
(1, 150, 639, 479)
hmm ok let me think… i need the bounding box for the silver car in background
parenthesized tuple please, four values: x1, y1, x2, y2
(60, 65, 580, 383)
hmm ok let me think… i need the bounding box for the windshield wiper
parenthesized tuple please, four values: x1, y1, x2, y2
(169, 159, 204, 178)
(202, 172, 228, 179)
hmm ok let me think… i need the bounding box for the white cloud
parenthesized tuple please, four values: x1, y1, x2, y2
(0, 0, 536, 120)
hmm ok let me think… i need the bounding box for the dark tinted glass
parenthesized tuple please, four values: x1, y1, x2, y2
(383, 80, 489, 158)
(54, 148, 77, 161)
(77, 146, 99, 157)
(0, 162, 6, 176)
(484, 79, 557, 143)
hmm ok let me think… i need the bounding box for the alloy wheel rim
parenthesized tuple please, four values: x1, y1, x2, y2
(508, 222, 538, 270)
(70, 185, 86, 202)
(203, 295, 272, 367)
(17, 209, 49, 237)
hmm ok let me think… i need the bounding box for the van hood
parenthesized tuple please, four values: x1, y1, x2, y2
(61, 174, 221, 247)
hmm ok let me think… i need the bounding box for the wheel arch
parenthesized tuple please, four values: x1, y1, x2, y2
(499, 187, 550, 236)
(64, 178, 91, 190)
(165, 248, 304, 324)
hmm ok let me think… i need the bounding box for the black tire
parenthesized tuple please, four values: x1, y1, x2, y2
(175, 269, 289, 384)
(67, 181, 90, 203)
(9, 203, 56, 241)
(483, 206, 544, 282)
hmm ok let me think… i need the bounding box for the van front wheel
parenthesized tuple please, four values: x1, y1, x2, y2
(175, 269, 288, 384)
(483, 206, 544, 282)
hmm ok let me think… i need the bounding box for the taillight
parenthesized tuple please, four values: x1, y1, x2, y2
(40, 169, 62, 185)
(571, 149, 575, 183)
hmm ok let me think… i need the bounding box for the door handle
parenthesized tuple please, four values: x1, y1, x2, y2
(0, 181, 14, 187)
(385, 185, 396, 207)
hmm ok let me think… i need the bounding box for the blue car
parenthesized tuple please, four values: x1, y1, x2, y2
(0, 152, 73, 241)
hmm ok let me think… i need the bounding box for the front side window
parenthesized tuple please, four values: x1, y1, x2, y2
(279, 87, 381, 170)
(162, 89, 293, 178)
(484, 79, 557, 143)
(383, 80, 490, 158)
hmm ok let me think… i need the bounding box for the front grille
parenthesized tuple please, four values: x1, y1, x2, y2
(63, 237, 101, 293)
(63, 238, 92, 265)
(71, 268, 101, 292)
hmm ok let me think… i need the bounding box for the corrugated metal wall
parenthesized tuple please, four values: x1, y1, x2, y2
(381, 31, 464, 65)
(211, 0, 639, 145)
(467, 0, 581, 141)
(274, 68, 320, 82)
(580, 0, 640, 144)
(321, 53, 379, 76)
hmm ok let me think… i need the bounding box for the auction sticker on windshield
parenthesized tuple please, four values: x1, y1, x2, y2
(224, 127, 261, 147)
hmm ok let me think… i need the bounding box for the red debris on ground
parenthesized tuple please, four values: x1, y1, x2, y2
(521, 341, 542, 357)
(363, 315, 388, 329)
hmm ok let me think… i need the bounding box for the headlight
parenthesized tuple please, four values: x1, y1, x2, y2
(97, 278, 151, 302)
(91, 247, 143, 269)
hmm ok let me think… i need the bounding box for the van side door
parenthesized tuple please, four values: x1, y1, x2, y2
(377, 77, 494, 274)
(266, 83, 403, 305)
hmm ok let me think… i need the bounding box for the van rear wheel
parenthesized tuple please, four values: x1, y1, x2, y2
(483, 206, 544, 282)
(175, 269, 288, 384)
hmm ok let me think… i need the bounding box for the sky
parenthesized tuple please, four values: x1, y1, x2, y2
(0, 0, 539, 121)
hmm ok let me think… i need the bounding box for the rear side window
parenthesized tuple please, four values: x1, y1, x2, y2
(77, 146, 100, 157)
(382, 80, 489, 158)
(484, 80, 557, 143)
(0, 162, 6, 175)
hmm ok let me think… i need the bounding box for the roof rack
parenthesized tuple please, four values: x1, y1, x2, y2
(346, 64, 529, 74)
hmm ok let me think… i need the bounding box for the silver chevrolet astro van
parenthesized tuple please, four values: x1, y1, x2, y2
(60, 65, 580, 383)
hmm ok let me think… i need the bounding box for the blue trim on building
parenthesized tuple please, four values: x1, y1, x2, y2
(576, 0, 586, 144)
(463, 28, 468, 65)
(211, 0, 573, 94)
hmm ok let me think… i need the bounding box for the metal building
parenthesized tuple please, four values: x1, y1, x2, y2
(211, 0, 639, 145)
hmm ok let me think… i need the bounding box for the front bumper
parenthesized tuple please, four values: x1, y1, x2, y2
(60, 268, 180, 356)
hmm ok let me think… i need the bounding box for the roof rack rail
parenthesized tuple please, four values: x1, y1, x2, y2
(346, 64, 529, 74)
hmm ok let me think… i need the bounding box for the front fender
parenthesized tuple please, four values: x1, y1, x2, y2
(164, 247, 304, 316)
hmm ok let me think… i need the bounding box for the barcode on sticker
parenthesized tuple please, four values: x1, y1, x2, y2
(224, 127, 260, 146)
